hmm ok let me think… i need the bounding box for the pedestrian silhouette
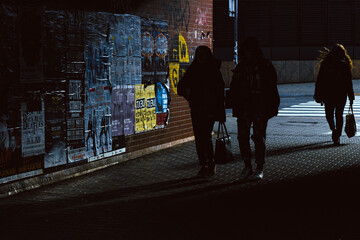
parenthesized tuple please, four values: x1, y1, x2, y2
(228, 37, 280, 181)
(86, 110, 97, 156)
(314, 44, 354, 145)
(177, 46, 225, 177)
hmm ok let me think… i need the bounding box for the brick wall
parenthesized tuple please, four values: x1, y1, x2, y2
(0, 0, 213, 185)
(120, 0, 214, 152)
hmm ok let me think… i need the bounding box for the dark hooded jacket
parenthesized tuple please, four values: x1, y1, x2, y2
(229, 57, 280, 120)
(177, 58, 225, 122)
(314, 59, 354, 104)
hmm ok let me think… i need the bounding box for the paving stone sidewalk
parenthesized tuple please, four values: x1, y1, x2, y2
(2, 82, 360, 239)
(1, 115, 360, 204)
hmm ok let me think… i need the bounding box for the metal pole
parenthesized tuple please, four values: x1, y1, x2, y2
(234, 0, 238, 66)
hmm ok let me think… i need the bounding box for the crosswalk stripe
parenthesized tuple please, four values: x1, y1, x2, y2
(278, 100, 360, 117)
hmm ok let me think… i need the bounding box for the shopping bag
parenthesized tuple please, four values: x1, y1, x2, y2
(214, 122, 234, 164)
(345, 105, 357, 138)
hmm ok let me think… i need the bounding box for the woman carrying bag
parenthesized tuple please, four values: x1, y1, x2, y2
(314, 44, 355, 145)
(177, 46, 226, 177)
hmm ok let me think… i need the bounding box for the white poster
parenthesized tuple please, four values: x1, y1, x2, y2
(21, 101, 45, 157)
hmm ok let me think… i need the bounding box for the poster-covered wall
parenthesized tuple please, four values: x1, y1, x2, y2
(135, 84, 156, 133)
(0, 6, 172, 185)
(141, 19, 170, 129)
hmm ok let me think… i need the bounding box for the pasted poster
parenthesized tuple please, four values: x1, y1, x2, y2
(65, 11, 87, 164)
(84, 12, 116, 160)
(21, 100, 45, 158)
(169, 34, 190, 94)
(141, 19, 169, 86)
(111, 85, 135, 136)
(67, 80, 86, 163)
(44, 89, 67, 168)
(135, 84, 156, 133)
(84, 86, 112, 160)
(0, 97, 21, 184)
(19, 98, 44, 178)
(110, 135, 126, 156)
(156, 82, 170, 127)
(111, 14, 142, 86)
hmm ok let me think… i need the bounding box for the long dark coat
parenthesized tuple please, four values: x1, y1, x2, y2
(177, 59, 226, 122)
(229, 57, 280, 120)
(314, 59, 354, 105)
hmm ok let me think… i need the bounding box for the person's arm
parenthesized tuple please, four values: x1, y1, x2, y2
(345, 65, 354, 105)
(227, 65, 240, 108)
(177, 67, 191, 100)
(314, 65, 324, 104)
(267, 62, 280, 118)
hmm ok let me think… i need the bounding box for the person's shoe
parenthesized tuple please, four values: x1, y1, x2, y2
(239, 167, 253, 181)
(197, 166, 209, 177)
(332, 130, 340, 145)
(207, 160, 216, 176)
(197, 165, 216, 177)
(248, 169, 264, 181)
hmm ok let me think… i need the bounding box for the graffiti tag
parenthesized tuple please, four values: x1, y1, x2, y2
(162, 0, 190, 31)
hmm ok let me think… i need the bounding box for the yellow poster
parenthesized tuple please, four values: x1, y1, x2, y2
(135, 84, 156, 133)
(145, 84, 156, 130)
(169, 63, 180, 94)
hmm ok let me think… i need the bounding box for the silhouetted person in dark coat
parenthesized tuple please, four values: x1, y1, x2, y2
(314, 44, 354, 145)
(229, 37, 279, 181)
(177, 46, 225, 177)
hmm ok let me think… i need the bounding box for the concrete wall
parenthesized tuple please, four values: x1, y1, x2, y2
(221, 60, 360, 87)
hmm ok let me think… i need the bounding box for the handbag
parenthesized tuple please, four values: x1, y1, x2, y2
(345, 105, 357, 138)
(214, 122, 234, 164)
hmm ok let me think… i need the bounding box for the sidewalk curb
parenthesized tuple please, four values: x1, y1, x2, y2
(0, 136, 195, 199)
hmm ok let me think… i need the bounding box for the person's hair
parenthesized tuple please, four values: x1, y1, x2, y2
(239, 37, 263, 59)
(193, 45, 213, 63)
(318, 44, 353, 69)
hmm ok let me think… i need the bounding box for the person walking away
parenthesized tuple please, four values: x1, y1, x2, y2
(229, 37, 279, 181)
(314, 44, 354, 145)
(177, 46, 225, 177)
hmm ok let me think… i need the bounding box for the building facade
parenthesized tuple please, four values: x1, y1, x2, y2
(214, 0, 360, 85)
(0, 0, 212, 190)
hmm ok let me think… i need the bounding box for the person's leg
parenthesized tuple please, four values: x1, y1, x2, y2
(252, 115, 268, 170)
(325, 103, 338, 144)
(99, 129, 104, 146)
(92, 130, 97, 155)
(325, 104, 336, 131)
(202, 118, 216, 175)
(86, 132, 91, 150)
(333, 102, 346, 145)
(237, 116, 253, 180)
(335, 102, 346, 137)
(191, 114, 206, 166)
(237, 116, 252, 168)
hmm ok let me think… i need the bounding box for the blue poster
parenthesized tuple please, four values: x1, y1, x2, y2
(156, 82, 170, 127)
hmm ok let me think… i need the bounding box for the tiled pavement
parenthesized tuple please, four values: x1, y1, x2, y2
(2, 85, 360, 239)
(1, 116, 360, 239)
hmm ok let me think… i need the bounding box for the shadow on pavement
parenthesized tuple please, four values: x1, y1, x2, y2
(2, 164, 360, 239)
(267, 141, 341, 157)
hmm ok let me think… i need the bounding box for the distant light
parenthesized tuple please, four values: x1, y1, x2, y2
(229, 0, 235, 17)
